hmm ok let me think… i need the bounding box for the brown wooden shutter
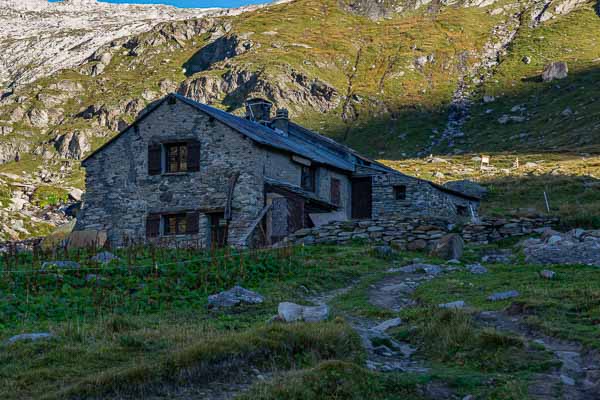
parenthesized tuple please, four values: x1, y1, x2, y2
(186, 211, 200, 234)
(146, 214, 161, 238)
(148, 144, 162, 176)
(187, 142, 200, 172)
(331, 178, 341, 206)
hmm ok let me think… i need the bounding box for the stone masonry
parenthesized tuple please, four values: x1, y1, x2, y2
(287, 215, 558, 249)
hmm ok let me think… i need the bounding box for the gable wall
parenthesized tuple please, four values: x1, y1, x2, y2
(370, 173, 479, 220)
(76, 99, 266, 246)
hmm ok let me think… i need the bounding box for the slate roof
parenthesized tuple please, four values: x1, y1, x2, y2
(173, 95, 355, 172)
(264, 177, 338, 210)
(81, 93, 478, 201)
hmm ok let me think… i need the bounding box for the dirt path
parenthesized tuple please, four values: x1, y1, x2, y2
(477, 310, 600, 400)
(308, 263, 448, 374)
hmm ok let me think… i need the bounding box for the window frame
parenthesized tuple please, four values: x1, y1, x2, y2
(394, 185, 407, 200)
(163, 213, 188, 236)
(301, 165, 317, 192)
(164, 142, 189, 174)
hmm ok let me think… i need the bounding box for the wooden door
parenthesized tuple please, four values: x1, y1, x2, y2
(209, 213, 228, 248)
(351, 177, 372, 219)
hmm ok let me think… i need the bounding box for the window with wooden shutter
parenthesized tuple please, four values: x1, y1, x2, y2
(146, 214, 161, 238)
(186, 211, 200, 234)
(331, 178, 341, 206)
(187, 141, 201, 172)
(148, 144, 162, 175)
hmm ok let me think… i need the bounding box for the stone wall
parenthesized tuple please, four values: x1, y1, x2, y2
(77, 98, 266, 246)
(287, 215, 558, 249)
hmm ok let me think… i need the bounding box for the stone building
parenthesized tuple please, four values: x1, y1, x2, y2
(76, 93, 480, 248)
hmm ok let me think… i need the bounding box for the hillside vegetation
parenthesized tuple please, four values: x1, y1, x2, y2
(0, 0, 598, 238)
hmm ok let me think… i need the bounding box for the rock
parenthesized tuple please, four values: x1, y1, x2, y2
(560, 374, 576, 386)
(547, 235, 563, 245)
(487, 290, 520, 301)
(443, 180, 488, 199)
(430, 234, 464, 260)
(277, 302, 329, 322)
(522, 56, 531, 64)
(68, 188, 84, 201)
(468, 263, 488, 274)
(433, 171, 445, 179)
(54, 131, 91, 160)
(539, 270, 556, 279)
(561, 107, 574, 117)
(542, 62, 568, 82)
(483, 95, 495, 103)
(41, 261, 80, 270)
(7, 332, 54, 344)
(407, 239, 427, 251)
(90, 62, 106, 77)
(374, 245, 395, 259)
(208, 286, 264, 309)
(372, 318, 402, 332)
(27, 108, 49, 128)
(439, 300, 465, 309)
(90, 251, 120, 264)
(397, 263, 442, 275)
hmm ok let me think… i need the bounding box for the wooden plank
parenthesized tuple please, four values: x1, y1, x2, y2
(241, 203, 272, 245)
(225, 172, 240, 221)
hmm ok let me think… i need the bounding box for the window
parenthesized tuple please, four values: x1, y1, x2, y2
(301, 166, 316, 192)
(330, 178, 341, 206)
(394, 185, 407, 200)
(456, 205, 468, 217)
(164, 213, 187, 235)
(166, 143, 188, 173)
(146, 211, 199, 238)
(148, 141, 200, 176)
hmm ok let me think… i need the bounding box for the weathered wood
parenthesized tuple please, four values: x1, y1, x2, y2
(241, 203, 272, 245)
(225, 172, 240, 221)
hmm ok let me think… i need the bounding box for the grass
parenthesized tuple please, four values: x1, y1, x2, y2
(0, 244, 386, 400)
(382, 152, 600, 228)
(239, 360, 425, 400)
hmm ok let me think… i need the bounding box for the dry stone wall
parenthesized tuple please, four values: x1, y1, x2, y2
(287, 215, 558, 249)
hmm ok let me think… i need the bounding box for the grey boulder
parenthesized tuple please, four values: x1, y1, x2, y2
(8, 332, 54, 344)
(278, 302, 329, 322)
(487, 290, 520, 301)
(439, 300, 466, 309)
(208, 286, 264, 309)
(90, 251, 121, 264)
(542, 61, 568, 82)
(372, 318, 402, 332)
(41, 261, 80, 270)
(431, 234, 464, 260)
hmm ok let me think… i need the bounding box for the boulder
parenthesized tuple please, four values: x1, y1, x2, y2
(208, 286, 264, 309)
(7, 332, 54, 344)
(90, 251, 120, 264)
(54, 131, 91, 160)
(407, 239, 427, 251)
(430, 234, 464, 260)
(439, 300, 465, 309)
(372, 317, 402, 332)
(68, 188, 84, 201)
(373, 245, 395, 259)
(539, 270, 556, 279)
(542, 62, 568, 82)
(488, 290, 520, 301)
(444, 180, 488, 199)
(41, 261, 80, 270)
(396, 263, 442, 275)
(277, 302, 329, 322)
(468, 263, 488, 274)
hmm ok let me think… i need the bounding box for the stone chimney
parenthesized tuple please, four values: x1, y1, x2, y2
(245, 98, 273, 124)
(271, 108, 289, 136)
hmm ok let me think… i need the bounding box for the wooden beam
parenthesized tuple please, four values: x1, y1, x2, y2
(241, 203, 272, 245)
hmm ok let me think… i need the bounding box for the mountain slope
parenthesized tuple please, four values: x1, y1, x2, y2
(0, 0, 598, 239)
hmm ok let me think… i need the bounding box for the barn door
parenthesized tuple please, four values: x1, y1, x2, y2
(351, 177, 372, 219)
